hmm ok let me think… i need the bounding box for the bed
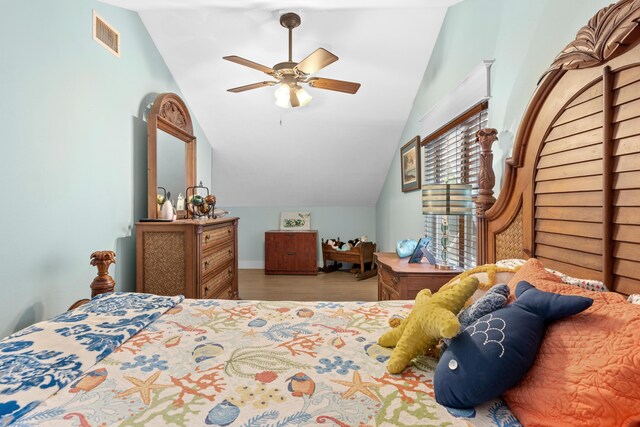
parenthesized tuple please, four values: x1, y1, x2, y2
(3, 1, 640, 425)
(2, 294, 515, 426)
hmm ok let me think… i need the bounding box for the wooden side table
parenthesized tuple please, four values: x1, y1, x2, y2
(375, 252, 462, 301)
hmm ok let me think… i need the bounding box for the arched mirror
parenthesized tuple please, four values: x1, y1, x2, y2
(147, 93, 196, 219)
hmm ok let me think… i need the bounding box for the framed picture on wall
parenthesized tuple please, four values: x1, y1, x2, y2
(400, 135, 421, 192)
(280, 212, 311, 230)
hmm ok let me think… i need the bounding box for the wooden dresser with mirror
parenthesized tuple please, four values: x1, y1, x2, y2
(136, 93, 239, 299)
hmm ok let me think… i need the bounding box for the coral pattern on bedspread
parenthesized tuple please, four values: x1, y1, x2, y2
(0, 292, 183, 426)
(18, 297, 519, 427)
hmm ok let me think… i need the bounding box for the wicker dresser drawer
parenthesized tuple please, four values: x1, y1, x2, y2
(212, 284, 234, 300)
(202, 225, 233, 251)
(201, 263, 234, 298)
(136, 218, 239, 300)
(201, 241, 235, 278)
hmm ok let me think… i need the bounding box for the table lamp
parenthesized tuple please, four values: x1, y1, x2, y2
(422, 183, 473, 270)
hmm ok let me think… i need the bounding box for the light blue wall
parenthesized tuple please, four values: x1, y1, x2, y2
(0, 0, 212, 337)
(227, 207, 376, 267)
(375, 0, 611, 253)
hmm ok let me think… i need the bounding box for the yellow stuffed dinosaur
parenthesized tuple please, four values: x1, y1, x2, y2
(378, 276, 479, 374)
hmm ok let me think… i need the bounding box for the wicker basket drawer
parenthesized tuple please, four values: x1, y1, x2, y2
(201, 241, 234, 278)
(202, 224, 233, 251)
(200, 263, 234, 298)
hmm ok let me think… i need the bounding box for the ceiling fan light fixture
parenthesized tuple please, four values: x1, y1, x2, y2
(224, 12, 360, 105)
(274, 84, 311, 109)
(295, 86, 312, 107)
(274, 83, 292, 108)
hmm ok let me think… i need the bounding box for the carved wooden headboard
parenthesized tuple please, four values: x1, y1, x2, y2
(483, 0, 640, 295)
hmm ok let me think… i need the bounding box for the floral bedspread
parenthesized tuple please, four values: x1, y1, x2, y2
(9, 296, 520, 426)
(0, 292, 183, 426)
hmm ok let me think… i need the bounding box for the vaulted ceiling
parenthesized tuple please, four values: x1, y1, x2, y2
(100, 0, 461, 206)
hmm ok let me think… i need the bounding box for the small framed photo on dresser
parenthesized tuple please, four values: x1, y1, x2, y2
(408, 237, 436, 264)
(400, 136, 421, 192)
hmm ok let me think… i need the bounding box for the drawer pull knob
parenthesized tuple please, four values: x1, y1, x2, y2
(204, 261, 210, 268)
(227, 229, 231, 234)
(228, 268, 232, 275)
(205, 235, 211, 242)
(204, 286, 209, 294)
(228, 249, 232, 255)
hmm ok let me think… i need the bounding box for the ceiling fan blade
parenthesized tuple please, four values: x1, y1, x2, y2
(295, 48, 338, 75)
(289, 87, 301, 107)
(227, 81, 277, 93)
(223, 56, 274, 74)
(307, 77, 361, 94)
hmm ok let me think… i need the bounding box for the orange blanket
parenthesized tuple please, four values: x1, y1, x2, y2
(503, 259, 640, 427)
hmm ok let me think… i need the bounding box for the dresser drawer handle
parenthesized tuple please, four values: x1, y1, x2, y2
(204, 261, 210, 268)
(204, 234, 211, 242)
(228, 268, 232, 276)
(227, 229, 231, 234)
(228, 249, 232, 256)
(204, 286, 209, 294)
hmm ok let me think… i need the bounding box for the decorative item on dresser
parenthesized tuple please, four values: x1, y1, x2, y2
(265, 230, 318, 275)
(376, 252, 462, 301)
(136, 217, 239, 299)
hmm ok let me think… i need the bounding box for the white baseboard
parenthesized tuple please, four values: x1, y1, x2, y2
(238, 260, 325, 269)
(238, 260, 264, 269)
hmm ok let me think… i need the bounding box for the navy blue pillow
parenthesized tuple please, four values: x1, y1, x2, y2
(434, 280, 593, 409)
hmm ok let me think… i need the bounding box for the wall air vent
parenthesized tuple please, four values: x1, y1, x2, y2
(93, 11, 120, 57)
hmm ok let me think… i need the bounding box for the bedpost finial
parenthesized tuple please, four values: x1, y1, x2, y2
(89, 250, 116, 298)
(477, 128, 498, 150)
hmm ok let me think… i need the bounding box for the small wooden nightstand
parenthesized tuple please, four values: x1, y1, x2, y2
(375, 252, 462, 301)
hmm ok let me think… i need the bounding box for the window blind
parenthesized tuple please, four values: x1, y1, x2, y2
(422, 104, 487, 270)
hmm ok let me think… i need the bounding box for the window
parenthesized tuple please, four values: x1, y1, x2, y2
(422, 102, 487, 270)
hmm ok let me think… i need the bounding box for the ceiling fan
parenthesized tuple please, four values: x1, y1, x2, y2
(223, 12, 361, 108)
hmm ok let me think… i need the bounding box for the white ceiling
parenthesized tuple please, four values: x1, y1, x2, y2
(101, 0, 461, 207)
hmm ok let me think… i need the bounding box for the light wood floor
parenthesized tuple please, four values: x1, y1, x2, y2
(238, 269, 378, 301)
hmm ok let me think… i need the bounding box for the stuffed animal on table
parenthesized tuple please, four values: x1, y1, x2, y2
(378, 276, 479, 374)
